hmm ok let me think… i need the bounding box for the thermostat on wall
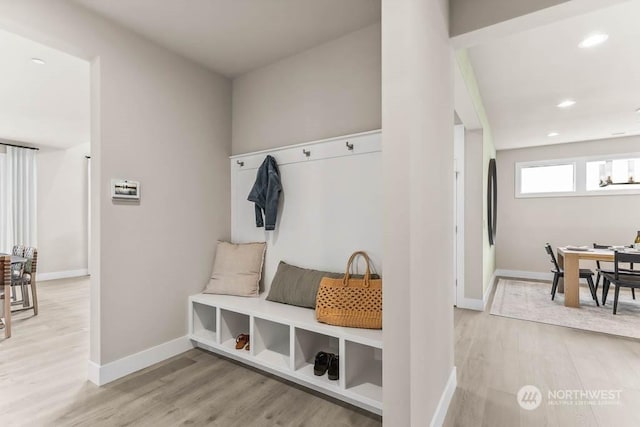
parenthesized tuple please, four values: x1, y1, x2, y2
(111, 179, 140, 200)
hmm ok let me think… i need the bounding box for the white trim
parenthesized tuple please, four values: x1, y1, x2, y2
(430, 366, 457, 427)
(456, 298, 484, 311)
(515, 152, 640, 199)
(37, 269, 89, 282)
(483, 271, 498, 310)
(87, 360, 100, 385)
(515, 160, 576, 198)
(87, 336, 194, 386)
(453, 125, 465, 309)
(229, 129, 381, 159)
(230, 130, 381, 172)
(494, 269, 554, 282)
(455, 271, 499, 311)
(454, 61, 481, 130)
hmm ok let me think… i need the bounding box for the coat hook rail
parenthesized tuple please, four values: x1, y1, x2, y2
(346, 141, 354, 151)
(303, 149, 311, 158)
(237, 160, 245, 167)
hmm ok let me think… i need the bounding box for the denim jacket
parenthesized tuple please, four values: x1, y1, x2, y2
(247, 155, 282, 231)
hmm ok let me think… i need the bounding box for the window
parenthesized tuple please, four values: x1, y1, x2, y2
(519, 163, 575, 195)
(586, 157, 640, 191)
(516, 153, 640, 198)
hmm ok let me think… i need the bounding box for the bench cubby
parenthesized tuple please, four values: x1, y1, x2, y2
(253, 317, 291, 370)
(294, 327, 341, 388)
(219, 309, 250, 353)
(345, 341, 383, 403)
(191, 302, 217, 345)
(188, 293, 383, 414)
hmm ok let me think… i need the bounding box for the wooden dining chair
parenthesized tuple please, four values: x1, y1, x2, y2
(11, 247, 39, 316)
(1, 255, 11, 338)
(10, 245, 25, 302)
(601, 251, 640, 314)
(545, 243, 599, 305)
(24, 247, 38, 316)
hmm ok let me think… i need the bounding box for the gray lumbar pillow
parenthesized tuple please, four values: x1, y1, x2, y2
(266, 261, 378, 309)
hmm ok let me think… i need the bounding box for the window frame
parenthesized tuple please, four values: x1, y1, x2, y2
(515, 159, 577, 198)
(515, 152, 640, 198)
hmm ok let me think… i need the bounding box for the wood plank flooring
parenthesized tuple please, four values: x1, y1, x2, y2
(444, 285, 640, 427)
(0, 278, 381, 427)
(3, 277, 640, 426)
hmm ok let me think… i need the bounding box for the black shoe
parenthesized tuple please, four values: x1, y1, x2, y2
(327, 354, 339, 381)
(314, 351, 330, 376)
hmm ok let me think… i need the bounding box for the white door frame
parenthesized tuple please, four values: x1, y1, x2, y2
(453, 125, 465, 307)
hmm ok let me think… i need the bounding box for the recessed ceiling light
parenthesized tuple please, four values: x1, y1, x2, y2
(557, 99, 576, 108)
(31, 58, 45, 65)
(612, 132, 627, 136)
(579, 33, 609, 48)
(636, 108, 640, 114)
(547, 132, 560, 137)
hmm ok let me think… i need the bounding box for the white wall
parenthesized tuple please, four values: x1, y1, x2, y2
(464, 130, 484, 300)
(382, 0, 454, 424)
(37, 143, 89, 276)
(456, 50, 497, 301)
(497, 135, 640, 273)
(0, 0, 232, 365)
(232, 23, 381, 155)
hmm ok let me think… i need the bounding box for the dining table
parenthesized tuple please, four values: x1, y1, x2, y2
(556, 247, 615, 308)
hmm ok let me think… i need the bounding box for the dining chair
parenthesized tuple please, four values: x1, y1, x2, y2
(10, 260, 29, 308)
(1, 255, 11, 338)
(10, 245, 25, 302)
(545, 243, 599, 305)
(601, 251, 640, 314)
(11, 247, 38, 316)
(594, 243, 638, 304)
(23, 247, 38, 316)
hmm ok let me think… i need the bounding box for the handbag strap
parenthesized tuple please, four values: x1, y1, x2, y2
(342, 251, 372, 288)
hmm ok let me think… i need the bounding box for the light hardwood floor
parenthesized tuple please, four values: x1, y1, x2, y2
(444, 285, 640, 427)
(4, 278, 640, 426)
(0, 277, 381, 427)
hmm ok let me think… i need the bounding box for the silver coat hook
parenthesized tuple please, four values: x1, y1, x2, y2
(303, 149, 311, 158)
(346, 141, 354, 151)
(237, 160, 244, 167)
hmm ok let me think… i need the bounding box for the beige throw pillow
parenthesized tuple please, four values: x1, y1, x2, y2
(204, 241, 266, 297)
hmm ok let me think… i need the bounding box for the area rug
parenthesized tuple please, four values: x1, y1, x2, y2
(491, 279, 640, 339)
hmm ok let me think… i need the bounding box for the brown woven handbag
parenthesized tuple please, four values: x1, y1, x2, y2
(315, 251, 382, 329)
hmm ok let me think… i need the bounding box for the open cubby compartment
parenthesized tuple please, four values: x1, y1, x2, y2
(294, 328, 341, 388)
(219, 309, 251, 353)
(345, 341, 383, 403)
(253, 317, 291, 370)
(191, 302, 218, 345)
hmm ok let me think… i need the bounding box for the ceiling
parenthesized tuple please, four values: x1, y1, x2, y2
(468, 0, 640, 150)
(73, 0, 381, 78)
(0, 28, 90, 149)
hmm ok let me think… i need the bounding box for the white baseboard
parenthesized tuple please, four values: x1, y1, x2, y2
(87, 336, 194, 386)
(455, 297, 484, 311)
(37, 269, 89, 282)
(494, 269, 553, 282)
(87, 360, 100, 385)
(483, 271, 498, 310)
(430, 366, 457, 427)
(456, 271, 498, 312)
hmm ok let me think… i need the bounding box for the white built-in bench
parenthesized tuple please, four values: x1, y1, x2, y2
(188, 293, 383, 414)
